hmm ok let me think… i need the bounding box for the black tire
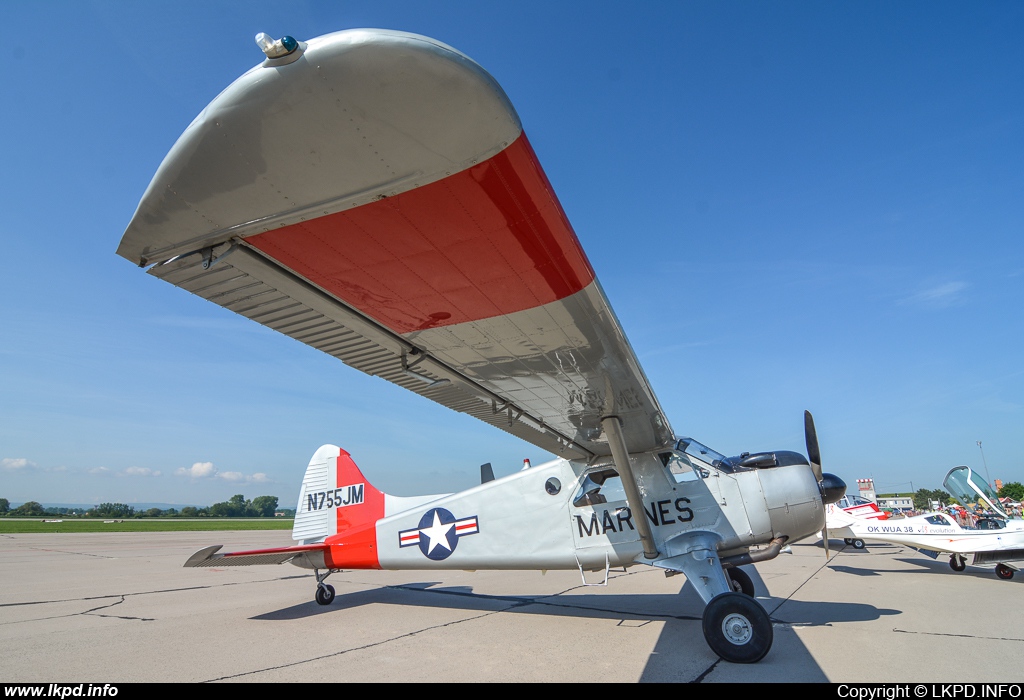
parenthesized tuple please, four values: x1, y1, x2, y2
(315, 583, 336, 605)
(843, 538, 852, 545)
(702, 592, 773, 664)
(949, 555, 966, 572)
(851, 539, 866, 550)
(995, 564, 1014, 580)
(727, 567, 756, 597)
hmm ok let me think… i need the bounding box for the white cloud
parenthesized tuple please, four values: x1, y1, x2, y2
(2, 458, 34, 470)
(88, 466, 112, 476)
(124, 467, 161, 477)
(173, 462, 268, 483)
(217, 471, 272, 483)
(175, 461, 218, 478)
(902, 281, 968, 307)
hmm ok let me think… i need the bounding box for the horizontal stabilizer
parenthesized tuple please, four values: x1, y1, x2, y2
(183, 543, 329, 568)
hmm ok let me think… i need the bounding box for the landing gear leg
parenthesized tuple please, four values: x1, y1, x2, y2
(726, 567, 756, 597)
(314, 568, 337, 605)
(702, 592, 773, 664)
(655, 532, 773, 663)
(949, 554, 966, 572)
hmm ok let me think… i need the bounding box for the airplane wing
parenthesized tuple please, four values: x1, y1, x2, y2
(117, 29, 673, 459)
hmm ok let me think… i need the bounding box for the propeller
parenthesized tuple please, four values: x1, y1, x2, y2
(805, 410, 830, 560)
(804, 410, 823, 484)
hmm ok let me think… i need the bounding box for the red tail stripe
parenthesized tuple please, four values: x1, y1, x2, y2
(324, 450, 383, 569)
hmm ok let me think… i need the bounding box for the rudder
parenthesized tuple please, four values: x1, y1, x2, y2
(292, 445, 385, 544)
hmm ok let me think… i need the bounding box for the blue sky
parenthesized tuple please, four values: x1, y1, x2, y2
(1, 1, 1021, 507)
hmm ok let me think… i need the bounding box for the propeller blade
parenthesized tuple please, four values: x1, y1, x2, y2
(804, 410, 823, 483)
(822, 527, 830, 560)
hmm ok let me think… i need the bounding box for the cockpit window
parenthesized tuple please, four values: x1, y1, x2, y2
(572, 468, 627, 507)
(676, 438, 726, 468)
(925, 515, 951, 526)
(659, 451, 707, 483)
(976, 518, 1006, 530)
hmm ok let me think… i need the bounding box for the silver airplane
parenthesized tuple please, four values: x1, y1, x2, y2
(117, 28, 846, 664)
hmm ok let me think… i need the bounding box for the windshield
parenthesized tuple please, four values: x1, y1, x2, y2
(943, 466, 1007, 518)
(676, 438, 726, 468)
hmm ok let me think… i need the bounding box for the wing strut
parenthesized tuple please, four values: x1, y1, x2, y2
(602, 416, 659, 560)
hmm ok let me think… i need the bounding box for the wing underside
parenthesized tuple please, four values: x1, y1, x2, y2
(972, 549, 1024, 565)
(119, 29, 673, 458)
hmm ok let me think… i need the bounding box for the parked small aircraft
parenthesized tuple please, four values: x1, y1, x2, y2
(118, 28, 846, 663)
(826, 466, 1024, 579)
(823, 494, 888, 549)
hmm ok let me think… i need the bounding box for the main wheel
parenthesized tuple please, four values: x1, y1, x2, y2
(727, 567, 756, 597)
(843, 538, 852, 545)
(702, 592, 773, 664)
(949, 555, 966, 572)
(315, 583, 336, 605)
(995, 564, 1014, 580)
(851, 539, 866, 550)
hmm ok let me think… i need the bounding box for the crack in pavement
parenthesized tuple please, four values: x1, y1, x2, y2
(81, 596, 155, 622)
(204, 569, 714, 683)
(25, 547, 117, 559)
(0, 596, 156, 626)
(893, 628, 1024, 642)
(0, 573, 309, 605)
(204, 605, 522, 682)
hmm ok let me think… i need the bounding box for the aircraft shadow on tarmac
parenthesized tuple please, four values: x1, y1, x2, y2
(893, 557, 1024, 582)
(826, 542, 1022, 583)
(251, 575, 892, 627)
(250, 568, 895, 681)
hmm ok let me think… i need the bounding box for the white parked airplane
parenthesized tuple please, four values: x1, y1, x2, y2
(118, 28, 846, 663)
(823, 494, 889, 550)
(826, 466, 1024, 579)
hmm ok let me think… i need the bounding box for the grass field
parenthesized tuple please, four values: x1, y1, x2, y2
(0, 518, 294, 533)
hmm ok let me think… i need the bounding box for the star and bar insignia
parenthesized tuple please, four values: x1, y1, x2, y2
(398, 508, 479, 560)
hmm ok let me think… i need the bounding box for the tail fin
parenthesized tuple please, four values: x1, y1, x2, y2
(825, 503, 858, 528)
(292, 445, 385, 544)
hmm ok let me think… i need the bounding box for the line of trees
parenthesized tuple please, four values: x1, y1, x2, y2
(998, 482, 1024, 502)
(0, 495, 294, 518)
(912, 489, 954, 510)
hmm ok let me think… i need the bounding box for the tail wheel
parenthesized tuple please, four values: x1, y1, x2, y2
(995, 564, 1014, 580)
(851, 539, 866, 550)
(702, 592, 773, 664)
(949, 555, 966, 572)
(727, 567, 756, 597)
(315, 583, 336, 605)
